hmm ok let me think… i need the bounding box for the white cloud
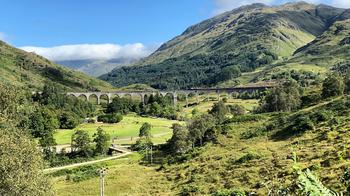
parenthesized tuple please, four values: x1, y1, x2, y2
(331, 0, 350, 8)
(20, 43, 157, 61)
(212, 0, 350, 15)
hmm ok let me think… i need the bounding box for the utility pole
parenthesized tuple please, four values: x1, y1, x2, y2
(145, 147, 148, 162)
(98, 168, 107, 196)
(150, 145, 153, 164)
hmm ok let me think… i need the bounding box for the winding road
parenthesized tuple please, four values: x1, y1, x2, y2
(45, 148, 132, 172)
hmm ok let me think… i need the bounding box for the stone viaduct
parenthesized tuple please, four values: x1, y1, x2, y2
(67, 85, 274, 107)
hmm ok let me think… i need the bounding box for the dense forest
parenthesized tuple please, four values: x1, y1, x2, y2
(100, 50, 276, 89)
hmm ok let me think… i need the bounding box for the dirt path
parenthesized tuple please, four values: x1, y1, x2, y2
(44, 151, 133, 172)
(298, 96, 343, 113)
(113, 131, 172, 142)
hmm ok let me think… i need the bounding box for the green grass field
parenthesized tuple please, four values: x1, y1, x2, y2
(55, 98, 258, 145)
(181, 98, 259, 118)
(54, 114, 182, 145)
(52, 153, 175, 196)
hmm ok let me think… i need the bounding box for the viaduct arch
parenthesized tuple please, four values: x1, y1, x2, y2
(67, 86, 274, 107)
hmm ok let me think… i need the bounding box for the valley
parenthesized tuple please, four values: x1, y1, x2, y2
(1, 1, 350, 196)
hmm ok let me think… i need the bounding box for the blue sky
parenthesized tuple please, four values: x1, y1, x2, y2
(0, 0, 348, 61)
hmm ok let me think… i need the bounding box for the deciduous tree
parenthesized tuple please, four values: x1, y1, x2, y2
(93, 127, 110, 155)
(168, 123, 191, 154)
(71, 130, 92, 157)
(322, 74, 344, 98)
(260, 80, 301, 112)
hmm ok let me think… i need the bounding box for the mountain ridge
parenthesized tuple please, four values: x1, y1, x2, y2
(100, 2, 349, 90)
(0, 40, 114, 91)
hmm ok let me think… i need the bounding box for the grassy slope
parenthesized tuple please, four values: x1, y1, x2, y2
(0, 41, 114, 91)
(53, 153, 175, 196)
(163, 96, 350, 194)
(100, 3, 347, 89)
(53, 95, 350, 195)
(290, 19, 350, 67)
(135, 3, 327, 66)
(239, 18, 350, 84)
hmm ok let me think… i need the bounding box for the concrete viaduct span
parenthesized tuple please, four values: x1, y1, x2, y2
(67, 86, 274, 106)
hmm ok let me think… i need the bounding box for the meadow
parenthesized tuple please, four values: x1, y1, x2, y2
(51, 98, 263, 195)
(181, 97, 259, 118)
(54, 98, 259, 146)
(54, 114, 181, 145)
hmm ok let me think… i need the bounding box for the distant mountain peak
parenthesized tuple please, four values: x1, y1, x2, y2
(101, 2, 350, 90)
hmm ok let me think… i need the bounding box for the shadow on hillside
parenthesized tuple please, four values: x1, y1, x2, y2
(270, 128, 303, 141)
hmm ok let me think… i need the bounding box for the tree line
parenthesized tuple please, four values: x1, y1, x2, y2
(259, 73, 350, 113)
(103, 94, 178, 120)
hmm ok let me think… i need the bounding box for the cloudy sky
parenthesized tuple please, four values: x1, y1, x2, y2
(0, 0, 349, 61)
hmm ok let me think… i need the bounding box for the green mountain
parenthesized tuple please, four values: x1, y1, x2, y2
(249, 12, 350, 83)
(100, 2, 348, 89)
(292, 16, 350, 66)
(0, 41, 114, 91)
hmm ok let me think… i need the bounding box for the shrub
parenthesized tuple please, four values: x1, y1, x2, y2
(240, 127, 268, 139)
(228, 114, 264, 123)
(301, 93, 321, 107)
(71, 130, 93, 157)
(341, 167, 350, 192)
(212, 188, 246, 196)
(291, 116, 315, 133)
(209, 101, 229, 123)
(297, 169, 339, 195)
(191, 108, 199, 116)
(57, 165, 103, 183)
(228, 104, 246, 115)
(235, 152, 261, 164)
(260, 80, 301, 112)
(312, 110, 333, 122)
(106, 97, 134, 114)
(181, 184, 203, 195)
(97, 113, 123, 123)
(322, 74, 344, 98)
(59, 112, 79, 129)
(87, 118, 96, 123)
(345, 78, 350, 94)
(93, 127, 110, 155)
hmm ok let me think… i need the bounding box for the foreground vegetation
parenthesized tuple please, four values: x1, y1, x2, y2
(52, 94, 350, 195)
(52, 154, 175, 196)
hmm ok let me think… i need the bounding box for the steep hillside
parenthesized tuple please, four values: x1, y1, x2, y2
(292, 17, 350, 66)
(250, 15, 350, 83)
(100, 2, 345, 89)
(0, 41, 114, 91)
(161, 95, 350, 194)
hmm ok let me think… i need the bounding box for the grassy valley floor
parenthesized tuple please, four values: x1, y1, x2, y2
(54, 114, 182, 145)
(52, 154, 175, 196)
